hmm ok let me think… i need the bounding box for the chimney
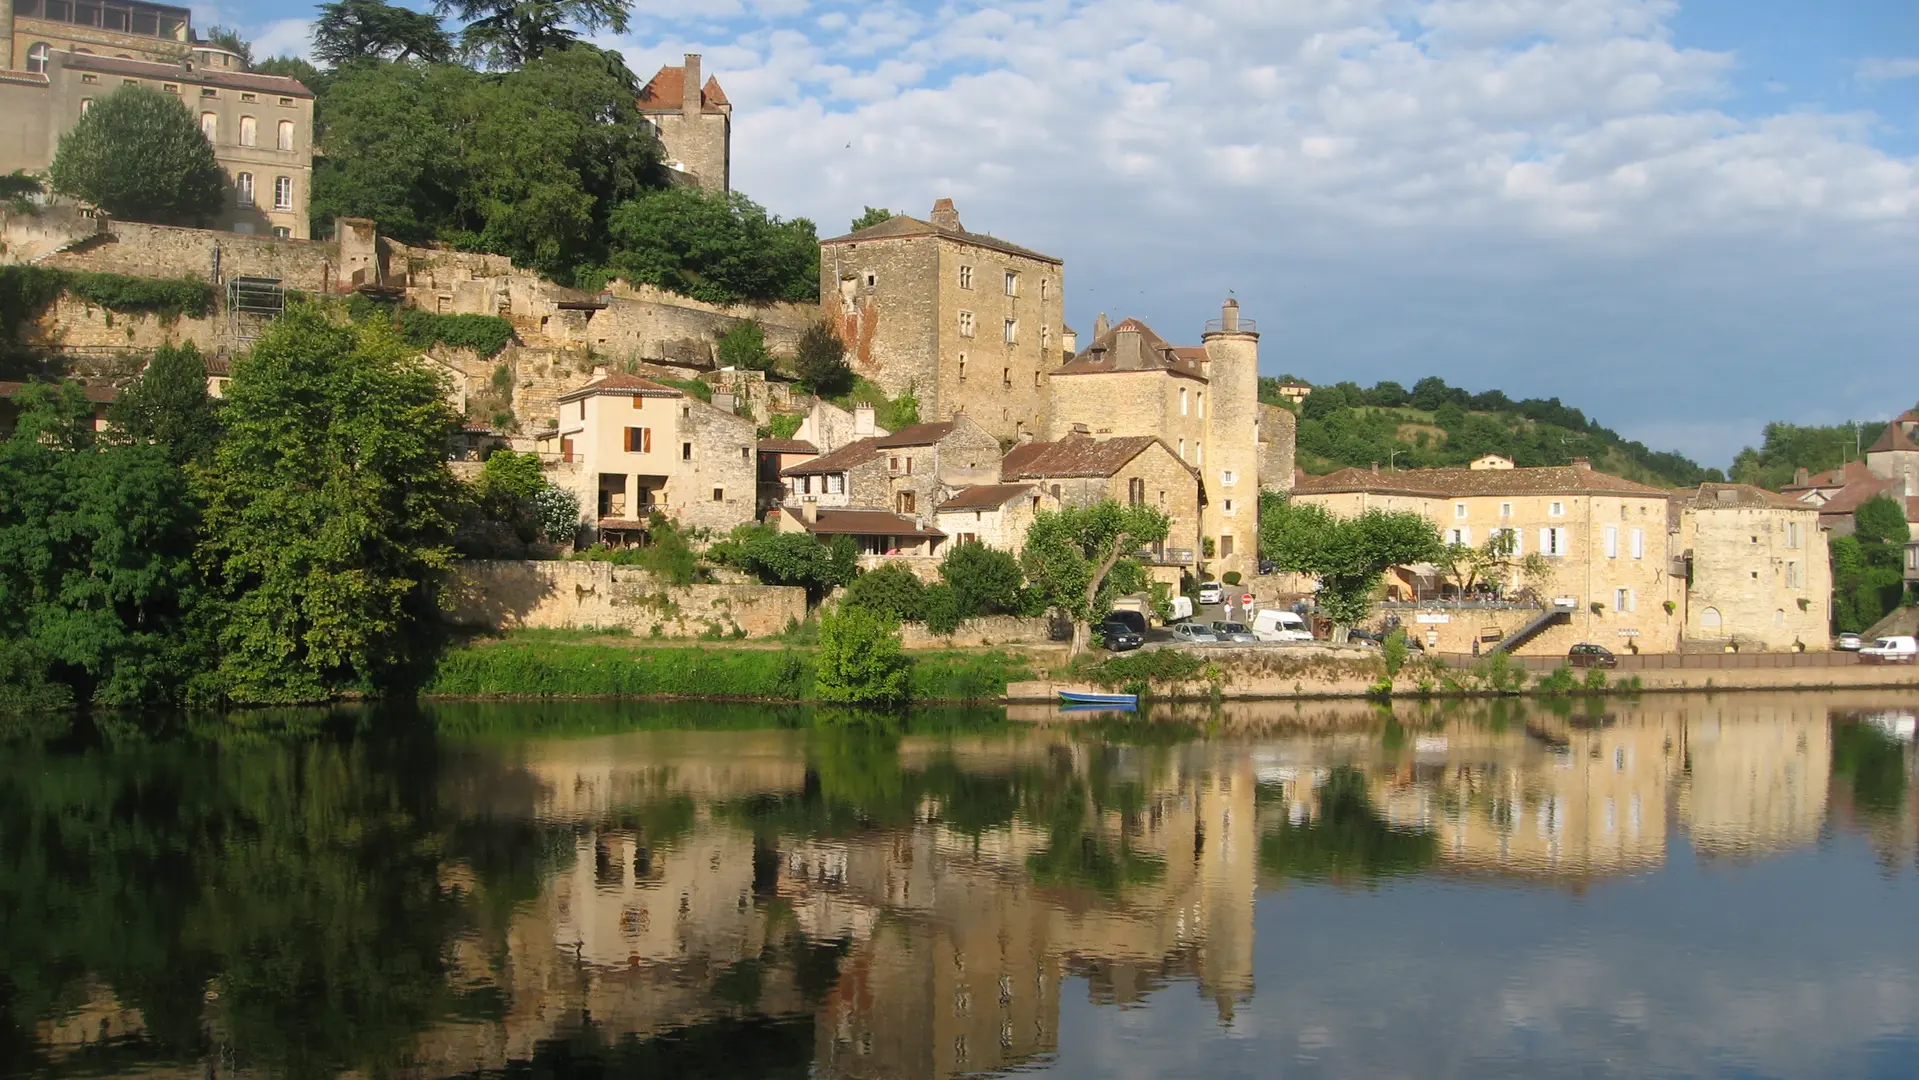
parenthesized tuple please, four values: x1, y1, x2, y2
(1093, 313, 1110, 338)
(801, 498, 818, 525)
(1571, 457, 1591, 470)
(682, 54, 702, 117)
(853, 404, 876, 436)
(1793, 466, 1810, 486)
(592, 364, 609, 377)
(1070, 422, 1090, 436)
(1062, 326, 1078, 355)
(1113, 324, 1143, 369)
(1371, 462, 1380, 474)
(712, 391, 736, 414)
(929, 198, 961, 231)
(1221, 298, 1240, 332)
(1017, 430, 1035, 445)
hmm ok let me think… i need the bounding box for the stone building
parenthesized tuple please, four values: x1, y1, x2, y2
(820, 199, 1065, 442)
(637, 54, 730, 192)
(532, 370, 758, 540)
(3, 0, 191, 71)
(776, 417, 1002, 522)
(934, 483, 1056, 550)
(1047, 301, 1263, 579)
(1677, 484, 1830, 652)
(1002, 433, 1205, 575)
(772, 503, 945, 559)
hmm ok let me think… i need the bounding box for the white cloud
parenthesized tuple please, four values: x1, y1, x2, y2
(250, 17, 314, 62)
(1857, 57, 1919, 83)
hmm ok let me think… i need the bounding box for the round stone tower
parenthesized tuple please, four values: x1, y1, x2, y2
(1201, 299, 1261, 580)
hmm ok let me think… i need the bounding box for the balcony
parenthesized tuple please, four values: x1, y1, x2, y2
(1203, 317, 1258, 334)
(1136, 547, 1196, 566)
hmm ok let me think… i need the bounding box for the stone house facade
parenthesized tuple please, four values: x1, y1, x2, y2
(1002, 433, 1205, 574)
(773, 503, 944, 558)
(3, 0, 191, 73)
(776, 416, 1001, 525)
(637, 54, 730, 193)
(1677, 484, 1831, 651)
(933, 483, 1057, 551)
(1047, 302, 1262, 580)
(820, 199, 1064, 442)
(532, 371, 757, 539)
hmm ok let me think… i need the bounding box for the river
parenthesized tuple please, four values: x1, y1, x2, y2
(4, 690, 1918, 1078)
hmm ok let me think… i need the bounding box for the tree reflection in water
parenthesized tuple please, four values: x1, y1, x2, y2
(1258, 766, 1439, 884)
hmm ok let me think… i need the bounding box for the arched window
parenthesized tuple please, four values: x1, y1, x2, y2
(26, 43, 51, 74)
(239, 115, 256, 147)
(1701, 607, 1722, 631)
(235, 172, 254, 207)
(277, 119, 293, 151)
(200, 111, 217, 141)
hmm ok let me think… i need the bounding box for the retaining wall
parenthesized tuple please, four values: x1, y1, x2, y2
(444, 559, 806, 638)
(900, 615, 1062, 650)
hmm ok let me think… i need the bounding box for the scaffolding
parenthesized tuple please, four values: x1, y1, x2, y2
(225, 276, 285, 341)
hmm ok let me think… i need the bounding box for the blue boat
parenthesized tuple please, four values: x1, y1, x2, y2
(1058, 690, 1139, 709)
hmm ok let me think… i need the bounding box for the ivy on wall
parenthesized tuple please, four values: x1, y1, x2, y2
(0, 266, 215, 337)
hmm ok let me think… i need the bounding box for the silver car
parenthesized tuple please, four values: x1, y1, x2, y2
(1210, 621, 1257, 643)
(1171, 622, 1220, 645)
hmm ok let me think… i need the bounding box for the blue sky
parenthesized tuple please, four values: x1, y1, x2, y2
(215, 0, 1919, 469)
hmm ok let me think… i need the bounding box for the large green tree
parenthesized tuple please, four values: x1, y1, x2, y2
(197, 308, 463, 703)
(48, 86, 225, 226)
(108, 342, 222, 467)
(1020, 502, 1170, 655)
(1259, 493, 1441, 641)
(314, 0, 456, 64)
(792, 321, 853, 397)
(437, 0, 630, 67)
(602, 186, 820, 304)
(1831, 495, 1911, 633)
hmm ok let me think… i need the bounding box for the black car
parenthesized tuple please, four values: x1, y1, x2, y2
(1096, 621, 1144, 651)
(1257, 559, 1279, 575)
(1568, 643, 1618, 669)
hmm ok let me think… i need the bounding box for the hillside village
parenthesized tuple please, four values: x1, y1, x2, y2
(0, 2, 1915, 674)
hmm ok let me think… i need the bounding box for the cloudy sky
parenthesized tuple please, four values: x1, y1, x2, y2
(221, 0, 1917, 468)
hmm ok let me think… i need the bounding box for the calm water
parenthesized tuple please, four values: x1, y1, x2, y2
(5, 692, 1919, 1079)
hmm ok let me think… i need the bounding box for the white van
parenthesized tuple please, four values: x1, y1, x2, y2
(1251, 609, 1312, 643)
(1860, 635, 1918, 664)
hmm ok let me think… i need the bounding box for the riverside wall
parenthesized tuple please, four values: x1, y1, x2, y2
(444, 560, 805, 639)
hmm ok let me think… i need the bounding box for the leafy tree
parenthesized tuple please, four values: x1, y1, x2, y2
(849, 206, 893, 232)
(438, 0, 631, 67)
(1855, 495, 1910, 557)
(717, 318, 773, 372)
(1259, 493, 1440, 641)
(794, 321, 853, 398)
(48, 86, 224, 226)
(1020, 502, 1170, 654)
(532, 484, 580, 546)
(314, 0, 456, 65)
(840, 564, 925, 622)
(197, 308, 463, 703)
(941, 541, 1024, 617)
(1831, 496, 1911, 633)
(253, 55, 326, 87)
(714, 525, 858, 602)
(921, 582, 964, 635)
(109, 342, 222, 467)
(603, 186, 819, 304)
(201, 24, 255, 66)
(1730, 419, 1891, 490)
(815, 606, 910, 706)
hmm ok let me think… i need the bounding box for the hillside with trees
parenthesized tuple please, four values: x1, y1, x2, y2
(1266, 375, 1722, 488)
(1728, 420, 1898, 490)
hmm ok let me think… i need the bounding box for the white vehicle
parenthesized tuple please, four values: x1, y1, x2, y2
(1197, 581, 1224, 605)
(1171, 622, 1221, 645)
(1251, 609, 1313, 643)
(1167, 595, 1195, 622)
(1860, 635, 1919, 663)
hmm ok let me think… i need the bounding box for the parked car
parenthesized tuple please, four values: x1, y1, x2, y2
(1568, 643, 1618, 669)
(1171, 622, 1220, 645)
(1835, 633, 1865, 651)
(1102, 610, 1149, 636)
(1257, 559, 1279, 575)
(1348, 628, 1422, 652)
(1860, 636, 1919, 664)
(1095, 620, 1144, 651)
(1250, 609, 1313, 643)
(1210, 621, 1257, 643)
(1197, 581, 1224, 605)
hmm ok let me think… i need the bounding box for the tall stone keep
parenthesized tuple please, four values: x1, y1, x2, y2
(1202, 299, 1260, 577)
(637, 54, 732, 192)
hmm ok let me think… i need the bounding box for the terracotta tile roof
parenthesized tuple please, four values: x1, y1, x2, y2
(937, 483, 1037, 512)
(62, 52, 313, 97)
(1781, 459, 1876, 494)
(556, 372, 682, 403)
(1687, 483, 1814, 510)
(757, 438, 818, 455)
(1053, 318, 1206, 381)
(0, 379, 117, 403)
(782, 437, 880, 476)
(1811, 474, 1894, 517)
(636, 67, 730, 113)
(1002, 433, 1196, 482)
(1868, 413, 1919, 454)
(873, 421, 956, 448)
(1295, 464, 1674, 499)
(820, 215, 1062, 266)
(998, 440, 1052, 479)
(202, 356, 230, 377)
(781, 506, 943, 539)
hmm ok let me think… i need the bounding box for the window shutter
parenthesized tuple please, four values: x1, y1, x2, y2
(1630, 528, 1643, 559)
(643, 428, 652, 454)
(1604, 525, 1618, 558)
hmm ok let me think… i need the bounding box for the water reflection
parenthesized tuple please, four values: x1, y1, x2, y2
(4, 693, 1918, 1078)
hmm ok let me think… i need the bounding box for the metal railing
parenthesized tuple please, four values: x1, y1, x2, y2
(1204, 317, 1258, 333)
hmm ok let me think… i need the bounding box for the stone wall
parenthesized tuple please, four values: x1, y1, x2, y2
(1257, 403, 1296, 494)
(39, 220, 339, 292)
(444, 559, 805, 638)
(900, 615, 1062, 649)
(1681, 503, 1831, 652)
(0, 202, 96, 264)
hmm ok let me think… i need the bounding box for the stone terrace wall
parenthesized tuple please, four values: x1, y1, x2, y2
(40, 221, 339, 292)
(900, 615, 1063, 650)
(445, 559, 805, 638)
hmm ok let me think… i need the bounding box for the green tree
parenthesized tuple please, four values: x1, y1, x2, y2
(1259, 493, 1440, 641)
(201, 24, 255, 66)
(1830, 495, 1911, 633)
(815, 605, 910, 706)
(793, 321, 853, 398)
(717, 318, 773, 372)
(940, 541, 1024, 616)
(197, 308, 463, 703)
(306, 61, 474, 242)
(314, 0, 456, 64)
(439, 0, 631, 67)
(839, 563, 926, 622)
(48, 86, 225, 226)
(253, 55, 327, 88)
(108, 342, 222, 467)
(849, 206, 893, 232)
(1020, 502, 1170, 655)
(714, 525, 859, 603)
(603, 186, 819, 304)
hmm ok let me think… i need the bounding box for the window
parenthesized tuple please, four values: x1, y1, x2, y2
(163, 83, 179, 94)
(958, 353, 967, 380)
(1197, 391, 1204, 419)
(1033, 370, 1040, 388)
(741, 446, 751, 460)
(26, 43, 51, 73)
(1220, 534, 1235, 556)
(958, 310, 975, 337)
(1454, 503, 1468, 519)
(80, 73, 97, 84)
(236, 172, 254, 207)
(1630, 528, 1644, 559)
(1224, 499, 1235, 515)
(681, 441, 692, 461)
(1001, 367, 1011, 389)
(200, 86, 217, 98)
(239, 115, 256, 146)
(1004, 270, 1019, 296)
(272, 226, 291, 239)
(1786, 560, 1801, 588)
(1041, 325, 1049, 349)
(1040, 278, 1050, 301)
(1548, 501, 1565, 517)
(1128, 477, 1145, 505)
(1196, 443, 1203, 467)
(1003, 318, 1017, 344)
(1178, 439, 1186, 460)
(1500, 501, 1513, 519)
(1446, 527, 1472, 546)
(1604, 525, 1618, 559)
(1180, 388, 1189, 416)
(958, 265, 973, 289)
(280, 96, 294, 107)
(896, 491, 916, 514)
(826, 473, 844, 494)
(863, 270, 876, 288)
(1614, 588, 1635, 612)
(1221, 469, 1237, 486)
(624, 427, 652, 453)
(123, 79, 138, 87)
(712, 487, 724, 502)
(1785, 521, 1801, 548)
(233, 222, 254, 234)
(241, 92, 256, 103)
(273, 176, 292, 210)
(201, 112, 218, 141)
(1492, 526, 1521, 556)
(1540, 527, 1568, 556)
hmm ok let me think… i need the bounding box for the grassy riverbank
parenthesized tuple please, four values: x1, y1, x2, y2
(424, 630, 1036, 703)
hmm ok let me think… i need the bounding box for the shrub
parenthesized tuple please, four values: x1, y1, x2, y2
(1088, 649, 1206, 690)
(941, 541, 1025, 617)
(816, 606, 911, 706)
(1581, 666, 1609, 692)
(572, 512, 702, 584)
(663, 377, 713, 402)
(717, 318, 773, 371)
(531, 484, 581, 546)
(712, 524, 857, 601)
(0, 267, 214, 336)
(922, 582, 964, 635)
(1535, 664, 1578, 695)
(395, 308, 516, 355)
(1381, 629, 1410, 678)
(794, 321, 853, 397)
(762, 413, 804, 440)
(841, 563, 926, 622)
(1222, 571, 1242, 586)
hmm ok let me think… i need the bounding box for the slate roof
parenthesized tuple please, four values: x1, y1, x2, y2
(1053, 318, 1207, 381)
(937, 484, 1037, 512)
(781, 437, 880, 476)
(820, 215, 1061, 266)
(1001, 433, 1197, 482)
(63, 52, 312, 97)
(1295, 464, 1673, 499)
(636, 67, 730, 112)
(556, 372, 682, 403)
(782, 507, 943, 539)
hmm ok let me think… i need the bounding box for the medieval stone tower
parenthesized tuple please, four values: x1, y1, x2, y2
(1201, 299, 1261, 579)
(637, 54, 732, 192)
